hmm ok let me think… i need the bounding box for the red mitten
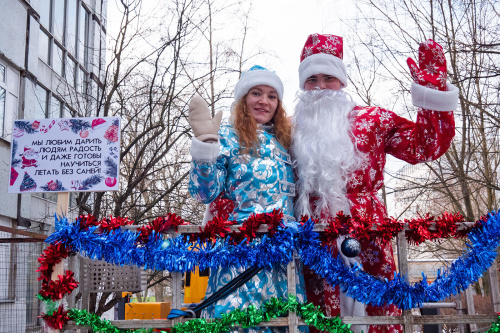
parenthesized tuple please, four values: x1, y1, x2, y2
(407, 39, 447, 91)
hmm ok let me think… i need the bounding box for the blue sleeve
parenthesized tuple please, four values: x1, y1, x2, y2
(188, 135, 231, 204)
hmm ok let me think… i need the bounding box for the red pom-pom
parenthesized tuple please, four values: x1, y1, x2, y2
(194, 216, 235, 242)
(100, 216, 134, 232)
(78, 215, 99, 231)
(37, 243, 70, 283)
(39, 271, 79, 301)
(41, 305, 69, 329)
(137, 213, 187, 243)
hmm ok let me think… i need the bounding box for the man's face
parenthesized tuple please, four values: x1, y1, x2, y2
(304, 74, 342, 91)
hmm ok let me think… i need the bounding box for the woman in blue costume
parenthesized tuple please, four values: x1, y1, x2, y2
(188, 66, 307, 333)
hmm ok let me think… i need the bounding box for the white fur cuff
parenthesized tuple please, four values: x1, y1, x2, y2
(190, 137, 220, 161)
(411, 82, 459, 111)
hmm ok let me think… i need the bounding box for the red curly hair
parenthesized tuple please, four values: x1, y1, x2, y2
(233, 94, 291, 155)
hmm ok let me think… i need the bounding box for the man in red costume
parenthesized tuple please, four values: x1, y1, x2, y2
(291, 34, 458, 333)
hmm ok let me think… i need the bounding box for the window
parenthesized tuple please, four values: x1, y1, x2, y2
(34, 85, 48, 118)
(66, 57, 76, 87)
(53, 43, 64, 76)
(77, 66, 86, 94)
(63, 105, 73, 118)
(67, 0, 77, 54)
(38, 29, 50, 64)
(78, 5, 89, 65)
(0, 62, 20, 140)
(0, 86, 5, 138)
(53, 0, 65, 42)
(40, 2, 51, 29)
(50, 96, 63, 118)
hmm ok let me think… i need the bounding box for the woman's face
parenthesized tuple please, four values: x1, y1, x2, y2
(245, 85, 279, 124)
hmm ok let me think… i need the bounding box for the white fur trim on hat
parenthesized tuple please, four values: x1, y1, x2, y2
(299, 53, 348, 89)
(234, 68, 284, 103)
(411, 82, 459, 111)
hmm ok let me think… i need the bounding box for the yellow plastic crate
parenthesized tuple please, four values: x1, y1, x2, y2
(124, 302, 171, 320)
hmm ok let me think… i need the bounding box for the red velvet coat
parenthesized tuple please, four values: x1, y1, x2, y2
(305, 106, 455, 333)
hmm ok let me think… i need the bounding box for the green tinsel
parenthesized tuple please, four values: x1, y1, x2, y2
(39, 296, 500, 333)
(485, 315, 500, 333)
(68, 308, 153, 333)
(170, 295, 353, 333)
(38, 294, 59, 315)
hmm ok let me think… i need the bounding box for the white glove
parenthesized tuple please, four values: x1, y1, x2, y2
(188, 95, 223, 143)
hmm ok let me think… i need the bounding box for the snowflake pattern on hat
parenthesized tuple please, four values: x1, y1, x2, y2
(300, 34, 344, 62)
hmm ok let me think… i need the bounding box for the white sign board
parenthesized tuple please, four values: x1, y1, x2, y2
(8, 117, 120, 193)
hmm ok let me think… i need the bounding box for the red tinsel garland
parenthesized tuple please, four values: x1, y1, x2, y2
(37, 242, 71, 283)
(41, 305, 69, 329)
(189, 209, 284, 243)
(39, 271, 79, 301)
(37, 210, 485, 330)
(137, 213, 187, 243)
(100, 216, 134, 232)
(77, 214, 99, 231)
(315, 211, 481, 246)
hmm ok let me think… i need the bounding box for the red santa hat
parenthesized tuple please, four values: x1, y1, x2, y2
(298, 34, 348, 89)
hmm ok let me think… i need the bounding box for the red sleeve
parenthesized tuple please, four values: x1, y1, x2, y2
(384, 108, 455, 164)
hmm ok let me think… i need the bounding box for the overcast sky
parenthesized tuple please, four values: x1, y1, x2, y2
(106, 0, 406, 214)
(232, 0, 357, 108)
(107, 0, 357, 109)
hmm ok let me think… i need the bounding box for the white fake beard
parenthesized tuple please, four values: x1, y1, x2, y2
(292, 89, 364, 219)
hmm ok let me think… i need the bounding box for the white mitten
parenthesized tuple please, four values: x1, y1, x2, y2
(188, 95, 223, 142)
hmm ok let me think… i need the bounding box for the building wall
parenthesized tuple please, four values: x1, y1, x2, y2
(0, 0, 107, 331)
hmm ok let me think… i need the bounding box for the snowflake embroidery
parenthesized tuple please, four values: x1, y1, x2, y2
(418, 49, 426, 60)
(369, 168, 377, 181)
(331, 295, 340, 309)
(312, 286, 322, 296)
(357, 119, 373, 131)
(357, 109, 368, 117)
(349, 174, 363, 187)
(379, 111, 392, 123)
(415, 71, 424, 83)
(426, 82, 438, 90)
(302, 46, 313, 59)
(318, 43, 338, 57)
(361, 247, 380, 266)
(423, 39, 434, 49)
(325, 304, 332, 316)
(431, 47, 445, 63)
(356, 133, 369, 145)
(437, 71, 447, 87)
(326, 35, 341, 45)
(424, 62, 439, 75)
(356, 207, 367, 218)
(391, 137, 402, 147)
(384, 246, 393, 262)
(311, 33, 320, 45)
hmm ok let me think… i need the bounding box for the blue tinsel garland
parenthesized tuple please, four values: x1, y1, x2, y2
(46, 210, 500, 310)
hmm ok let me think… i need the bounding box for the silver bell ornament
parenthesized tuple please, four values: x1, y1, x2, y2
(340, 237, 361, 258)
